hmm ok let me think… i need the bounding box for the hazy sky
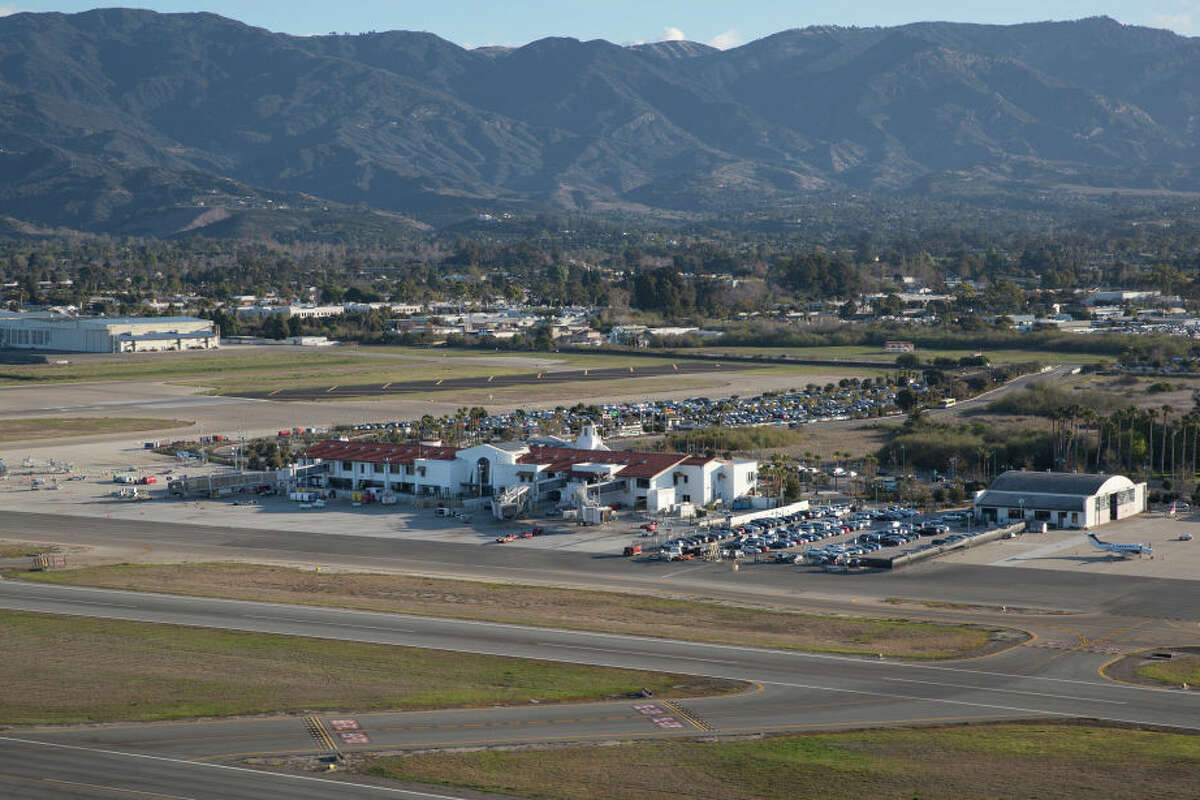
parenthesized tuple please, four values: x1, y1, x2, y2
(2, 2, 1199, 47)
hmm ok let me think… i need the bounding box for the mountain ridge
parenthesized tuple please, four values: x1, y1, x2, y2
(0, 10, 1198, 234)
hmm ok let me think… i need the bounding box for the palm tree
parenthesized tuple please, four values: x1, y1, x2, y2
(1156, 402, 1166, 479)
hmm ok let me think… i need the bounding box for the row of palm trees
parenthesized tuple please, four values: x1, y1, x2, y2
(1046, 402, 1200, 487)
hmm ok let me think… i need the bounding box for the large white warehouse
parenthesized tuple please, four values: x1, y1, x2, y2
(973, 471, 1146, 530)
(0, 313, 219, 353)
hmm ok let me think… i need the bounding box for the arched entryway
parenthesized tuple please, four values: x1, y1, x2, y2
(476, 457, 491, 496)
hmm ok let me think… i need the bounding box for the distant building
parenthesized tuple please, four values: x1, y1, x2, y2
(0, 312, 218, 353)
(973, 471, 1146, 530)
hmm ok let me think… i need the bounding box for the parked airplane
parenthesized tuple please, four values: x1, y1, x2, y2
(1087, 533, 1152, 557)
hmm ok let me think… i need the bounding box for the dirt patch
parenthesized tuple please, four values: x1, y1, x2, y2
(16, 563, 1011, 659)
(0, 541, 60, 559)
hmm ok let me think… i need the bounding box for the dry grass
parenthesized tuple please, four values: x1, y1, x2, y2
(0, 541, 58, 559)
(0, 610, 739, 725)
(366, 723, 1200, 800)
(17, 564, 1002, 658)
(411, 376, 724, 405)
(0, 417, 191, 441)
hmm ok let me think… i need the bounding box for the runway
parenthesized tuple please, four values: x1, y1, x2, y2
(1, 580, 1197, 761)
(229, 361, 748, 401)
(1, 506, 1198, 798)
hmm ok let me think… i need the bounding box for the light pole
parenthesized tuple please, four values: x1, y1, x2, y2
(1018, 497, 1025, 529)
(949, 455, 958, 483)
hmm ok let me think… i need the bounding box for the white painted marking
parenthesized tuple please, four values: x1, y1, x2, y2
(45, 598, 140, 609)
(543, 642, 740, 665)
(881, 677, 1127, 704)
(0, 736, 470, 799)
(46, 778, 197, 800)
(242, 614, 413, 633)
(659, 565, 708, 579)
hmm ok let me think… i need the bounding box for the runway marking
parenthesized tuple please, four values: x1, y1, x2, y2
(752, 677, 1191, 726)
(0, 736, 469, 799)
(44, 777, 198, 799)
(659, 565, 708, 578)
(544, 642, 741, 665)
(1029, 641, 1126, 655)
(203, 714, 1044, 757)
(242, 613, 414, 633)
(881, 677, 1127, 705)
(303, 715, 339, 753)
(650, 716, 685, 728)
(661, 699, 714, 731)
(37, 598, 140, 609)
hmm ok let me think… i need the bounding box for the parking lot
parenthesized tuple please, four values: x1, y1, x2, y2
(344, 379, 902, 441)
(650, 504, 988, 571)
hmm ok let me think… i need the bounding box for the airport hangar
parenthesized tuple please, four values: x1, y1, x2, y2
(973, 470, 1147, 529)
(299, 426, 758, 513)
(0, 312, 218, 353)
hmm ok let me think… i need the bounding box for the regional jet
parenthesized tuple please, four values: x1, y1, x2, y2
(1086, 533, 1152, 557)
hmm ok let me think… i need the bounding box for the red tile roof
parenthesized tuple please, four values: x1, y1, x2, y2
(303, 440, 696, 480)
(303, 440, 460, 464)
(518, 446, 686, 479)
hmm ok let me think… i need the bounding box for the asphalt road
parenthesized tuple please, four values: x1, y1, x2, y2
(2, 500, 1198, 798)
(231, 361, 748, 401)
(0, 735, 475, 799)
(2, 580, 1198, 761)
(3, 510, 1198, 618)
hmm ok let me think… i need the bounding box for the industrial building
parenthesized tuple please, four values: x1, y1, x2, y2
(0, 313, 218, 353)
(299, 425, 758, 513)
(973, 471, 1146, 529)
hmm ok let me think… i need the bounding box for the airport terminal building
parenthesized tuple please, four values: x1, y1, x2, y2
(299, 426, 757, 512)
(0, 312, 219, 353)
(973, 470, 1146, 530)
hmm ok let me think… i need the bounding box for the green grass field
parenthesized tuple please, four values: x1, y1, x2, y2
(16, 564, 1003, 659)
(1136, 655, 1200, 686)
(692, 345, 1113, 365)
(366, 723, 1200, 800)
(0, 609, 739, 725)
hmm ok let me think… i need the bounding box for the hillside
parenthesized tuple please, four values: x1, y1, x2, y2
(1, 10, 1198, 233)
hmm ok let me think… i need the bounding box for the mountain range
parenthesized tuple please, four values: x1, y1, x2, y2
(1, 9, 1198, 235)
